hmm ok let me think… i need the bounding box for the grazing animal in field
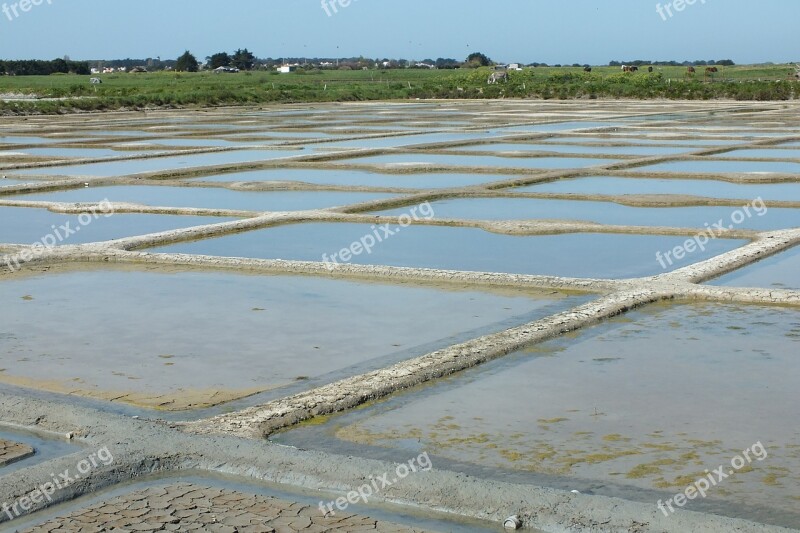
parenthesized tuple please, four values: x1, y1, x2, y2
(584, 66, 592, 72)
(488, 71, 509, 84)
(687, 66, 696, 73)
(648, 66, 654, 73)
(89, 78, 102, 84)
(705, 67, 718, 74)
(622, 65, 638, 73)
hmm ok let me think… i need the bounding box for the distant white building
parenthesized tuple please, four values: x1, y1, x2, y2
(277, 65, 297, 73)
(508, 63, 523, 71)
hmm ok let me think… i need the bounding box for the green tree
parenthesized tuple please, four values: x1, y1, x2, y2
(466, 52, 491, 68)
(207, 52, 231, 69)
(231, 48, 256, 71)
(175, 50, 199, 72)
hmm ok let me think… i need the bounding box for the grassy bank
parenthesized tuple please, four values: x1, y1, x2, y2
(1, 65, 798, 114)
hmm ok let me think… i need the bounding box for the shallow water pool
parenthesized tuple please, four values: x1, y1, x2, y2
(516, 176, 800, 202)
(337, 153, 618, 170)
(154, 223, 746, 279)
(12, 150, 310, 177)
(13, 186, 396, 212)
(640, 160, 800, 174)
(376, 198, 799, 230)
(0, 206, 231, 245)
(283, 302, 800, 528)
(197, 168, 504, 189)
(0, 267, 579, 410)
(710, 245, 800, 290)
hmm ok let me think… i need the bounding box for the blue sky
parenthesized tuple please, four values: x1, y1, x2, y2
(0, 0, 797, 65)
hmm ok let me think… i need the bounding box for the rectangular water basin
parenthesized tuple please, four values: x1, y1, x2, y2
(0, 266, 580, 410)
(715, 148, 800, 160)
(639, 160, 800, 174)
(516, 176, 800, 202)
(12, 150, 310, 177)
(710, 245, 800, 290)
(376, 198, 800, 231)
(447, 143, 693, 157)
(335, 153, 618, 171)
(295, 302, 800, 527)
(13, 187, 396, 212)
(0, 206, 232, 246)
(153, 223, 747, 279)
(197, 168, 504, 189)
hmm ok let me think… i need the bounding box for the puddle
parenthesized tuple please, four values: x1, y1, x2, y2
(499, 122, 620, 133)
(0, 427, 78, 477)
(0, 206, 231, 246)
(0, 136, 74, 145)
(0, 267, 577, 411)
(323, 125, 440, 132)
(716, 148, 800, 160)
(0, 178, 33, 187)
(197, 168, 504, 189)
(710, 245, 800, 290)
(154, 223, 746, 278)
(640, 160, 800, 174)
(129, 138, 258, 148)
(13, 186, 396, 212)
(375, 198, 799, 231)
(337, 153, 617, 170)
(12, 150, 310, 177)
(315, 133, 493, 150)
(448, 143, 693, 156)
(224, 131, 338, 139)
(81, 130, 162, 137)
(517, 176, 800, 202)
(1, 147, 147, 159)
(548, 137, 747, 146)
(275, 303, 800, 529)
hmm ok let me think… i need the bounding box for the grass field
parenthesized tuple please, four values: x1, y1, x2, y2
(1, 64, 798, 114)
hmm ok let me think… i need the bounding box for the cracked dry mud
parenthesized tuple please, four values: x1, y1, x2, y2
(21, 483, 431, 533)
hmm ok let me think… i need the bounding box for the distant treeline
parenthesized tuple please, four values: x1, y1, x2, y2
(0, 59, 90, 76)
(0, 56, 743, 76)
